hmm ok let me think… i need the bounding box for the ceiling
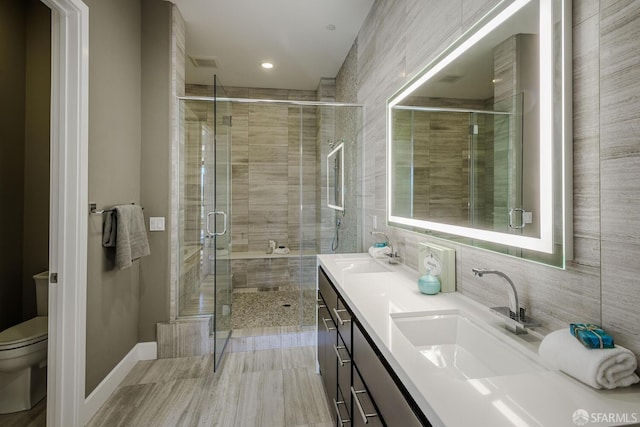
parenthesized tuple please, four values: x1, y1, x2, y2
(171, 0, 375, 91)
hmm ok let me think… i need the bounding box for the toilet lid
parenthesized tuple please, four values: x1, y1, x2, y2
(0, 316, 48, 349)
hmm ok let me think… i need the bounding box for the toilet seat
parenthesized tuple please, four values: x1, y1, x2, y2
(0, 316, 48, 352)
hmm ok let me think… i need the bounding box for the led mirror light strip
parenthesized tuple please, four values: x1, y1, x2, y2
(387, 0, 563, 254)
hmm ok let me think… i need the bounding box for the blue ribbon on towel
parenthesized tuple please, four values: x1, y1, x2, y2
(570, 323, 615, 349)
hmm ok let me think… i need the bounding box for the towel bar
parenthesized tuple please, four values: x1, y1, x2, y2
(89, 202, 143, 215)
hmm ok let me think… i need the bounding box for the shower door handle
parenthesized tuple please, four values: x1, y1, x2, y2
(206, 211, 228, 236)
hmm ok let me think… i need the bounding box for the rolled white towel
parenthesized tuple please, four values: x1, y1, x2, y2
(539, 329, 640, 390)
(368, 245, 391, 259)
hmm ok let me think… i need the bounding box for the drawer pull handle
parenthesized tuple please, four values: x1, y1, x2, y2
(322, 317, 336, 332)
(333, 308, 352, 325)
(333, 345, 351, 367)
(351, 386, 379, 424)
(333, 398, 350, 427)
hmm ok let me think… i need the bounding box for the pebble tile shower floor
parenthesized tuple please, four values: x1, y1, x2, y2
(232, 287, 316, 330)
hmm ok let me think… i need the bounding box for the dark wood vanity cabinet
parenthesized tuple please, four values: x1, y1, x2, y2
(317, 299, 337, 411)
(318, 267, 351, 425)
(317, 266, 429, 427)
(353, 322, 426, 427)
(317, 270, 339, 423)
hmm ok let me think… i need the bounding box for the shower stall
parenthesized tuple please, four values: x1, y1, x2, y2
(177, 79, 362, 367)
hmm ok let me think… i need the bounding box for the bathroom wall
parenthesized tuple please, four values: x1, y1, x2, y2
(139, 0, 180, 343)
(317, 71, 363, 255)
(0, 0, 50, 331)
(335, 43, 363, 254)
(0, 0, 26, 332)
(349, 0, 640, 364)
(84, 0, 143, 394)
(22, 0, 51, 320)
(82, 0, 183, 385)
(316, 78, 339, 254)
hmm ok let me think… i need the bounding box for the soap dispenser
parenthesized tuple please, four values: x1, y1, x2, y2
(418, 254, 441, 295)
(418, 269, 441, 295)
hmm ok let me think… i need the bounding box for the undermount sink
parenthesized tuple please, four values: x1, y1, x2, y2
(335, 258, 391, 274)
(391, 310, 545, 379)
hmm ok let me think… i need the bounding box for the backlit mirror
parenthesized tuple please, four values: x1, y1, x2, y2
(387, 0, 572, 266)
(328, 143, 344, 211)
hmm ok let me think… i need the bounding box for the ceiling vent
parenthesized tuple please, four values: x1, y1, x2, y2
(189, 56, 219, 69)
(439, 74, 463, 83)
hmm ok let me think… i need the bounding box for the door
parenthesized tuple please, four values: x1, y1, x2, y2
(210, 75, 232, 369)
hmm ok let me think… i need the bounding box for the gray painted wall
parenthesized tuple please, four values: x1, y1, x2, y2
(0, 0, 50, 331)
(351, 0, 639, 365)
(139, 0, 173, 343)
(83, 0, 182, 389)
(84, 0, 142, 395)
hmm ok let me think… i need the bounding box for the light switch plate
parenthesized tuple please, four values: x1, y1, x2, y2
(149, 216, 165, 231)
(418, 242, 456, 292)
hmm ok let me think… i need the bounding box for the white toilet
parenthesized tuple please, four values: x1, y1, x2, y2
(0, 271, 49, 414)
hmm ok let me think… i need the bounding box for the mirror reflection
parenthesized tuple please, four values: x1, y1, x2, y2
(387, 0, 571, 264)
(327, 142, 344, 211)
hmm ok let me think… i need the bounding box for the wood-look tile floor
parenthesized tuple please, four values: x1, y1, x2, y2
(87, 345, 332, 427)
(0, 397, 46, 427)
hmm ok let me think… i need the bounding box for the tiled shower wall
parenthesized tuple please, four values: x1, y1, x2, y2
(185, 85, 317, 290)
(317, 71, 363, 255)
(349, 0, 639, 364)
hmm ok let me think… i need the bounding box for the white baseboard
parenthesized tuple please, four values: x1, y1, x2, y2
(83, 341, 157, 424)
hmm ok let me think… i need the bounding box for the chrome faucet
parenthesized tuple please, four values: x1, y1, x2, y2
(472, 268, 539, 334)
(370, 231, 400, 264)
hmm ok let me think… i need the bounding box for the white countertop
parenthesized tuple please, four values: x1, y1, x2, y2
(318, 253, 640, 427)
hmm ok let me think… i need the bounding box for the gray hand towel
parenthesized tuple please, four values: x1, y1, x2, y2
(102, 211, 117, 247)
(102, 205, 151, 269)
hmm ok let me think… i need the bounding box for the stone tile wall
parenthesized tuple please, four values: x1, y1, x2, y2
(350, 0, 639, 365)
(185, 85, 318, 290)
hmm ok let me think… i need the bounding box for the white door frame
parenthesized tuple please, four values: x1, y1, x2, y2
(41, 0, 89, 425)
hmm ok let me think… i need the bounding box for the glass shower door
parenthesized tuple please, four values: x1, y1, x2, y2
(209, 76, 232, 369)
(177, 80, 231, 369)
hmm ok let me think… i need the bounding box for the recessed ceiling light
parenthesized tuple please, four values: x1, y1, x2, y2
(326, 24, 336, 31)
(260, 61, 274, 69)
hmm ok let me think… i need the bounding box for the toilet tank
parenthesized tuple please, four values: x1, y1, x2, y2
(33, 271, 49, 316)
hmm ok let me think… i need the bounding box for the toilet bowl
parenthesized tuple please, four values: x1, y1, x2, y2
(0, 271, 49, 414)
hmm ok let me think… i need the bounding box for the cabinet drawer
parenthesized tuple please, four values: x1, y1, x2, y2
(318, 304, 337, 337)
(335, 297, 352, 353)
(351, 367, 383, 427)
(318, 267, 338, 323)
(317, 303, 337, 410)
(353, 322, 427, 427)
(336, 333, 352, 416)
(333, 386, 352, 427)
